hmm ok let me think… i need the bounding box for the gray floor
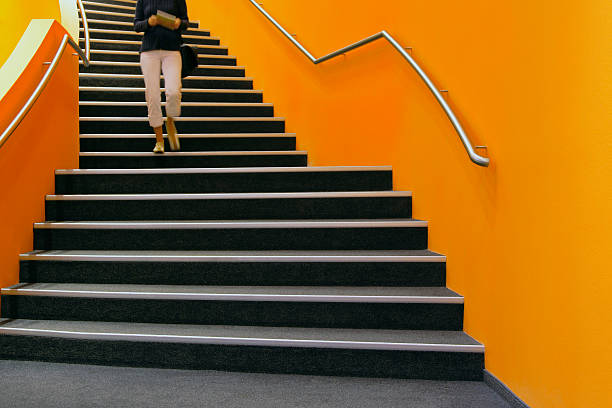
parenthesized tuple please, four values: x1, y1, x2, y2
(0, 360, 511, 408)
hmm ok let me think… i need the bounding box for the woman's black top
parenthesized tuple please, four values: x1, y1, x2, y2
(134, 0, 189, 53)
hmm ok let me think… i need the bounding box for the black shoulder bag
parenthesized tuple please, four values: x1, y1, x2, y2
(180, 43, 198, 78)
(175, 0, 198, 78)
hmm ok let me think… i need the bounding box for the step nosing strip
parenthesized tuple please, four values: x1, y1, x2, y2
(33, 220, 427, 229)
(78, 151, 305, 157)
(0, 327, 481, 352)
(0, 289, 461, 303)
(88, 52, 235, 59)
(78, 133, 292, 138)
(56, 166, 392, 174)
(46, 191, 412, 200)
(19, 253, 443, 263)
(79, 102, 271, 106)
(79, 87, 262, 93)
(79, 74, 246, 79)
(78, 117, 284, 122)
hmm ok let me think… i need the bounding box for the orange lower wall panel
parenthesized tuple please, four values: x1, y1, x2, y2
(0, 22, 79, 293)
(187, 1, 612, 407)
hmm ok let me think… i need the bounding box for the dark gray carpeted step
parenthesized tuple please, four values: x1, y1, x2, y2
(19, 250, 444, 286)
(78, 151, 307, 169)
(79, 117, 284, 134)
(79, 74, 247, 89)
(79, 87, 263, 103)
(54, 166, 393, 194)
(81, 28, 221, 45)
(82, 1, 137, 15)
(79, 102, 273, 118)
(0, 319, 483, 380)
(81, 39, 226, 55)
(1, 285, 460, 330)
(84, 0, 137, 8)
(79, 133, 294, 151)
(83, 9, 200, 29)
(88, 50, 233, 64)
(79, 62, 245, 77)
(45, 191, 411, 221)
(32, 220, 428, 251)
(81, 19, 209, 36)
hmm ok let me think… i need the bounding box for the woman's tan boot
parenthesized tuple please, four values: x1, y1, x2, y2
(166, 117, 180, 151)
(153, 141, 165, 154)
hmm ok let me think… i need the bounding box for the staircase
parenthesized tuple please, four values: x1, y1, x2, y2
(0, 0, 484, 381)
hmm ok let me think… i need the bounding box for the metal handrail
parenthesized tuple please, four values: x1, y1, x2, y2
(248, 1, 490, 167)
(0, 35, 89, 150)
(77, 0, 90, 60)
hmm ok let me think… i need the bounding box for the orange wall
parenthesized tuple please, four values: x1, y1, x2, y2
(0, 21, 80, 292)
(187, 1, 612, 406)
(0, 1, 61, 67)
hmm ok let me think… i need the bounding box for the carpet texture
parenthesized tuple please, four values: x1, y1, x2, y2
(0, 360, 511, 408)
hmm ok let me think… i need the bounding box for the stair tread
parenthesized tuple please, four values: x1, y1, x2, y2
(79, 74, 246, 80)
(79, 87, 262, 93)
(79, 133, 289, 137)
(34, 219, 426, 229)
(79, 28, 218, 39)
(2, 283, 461, 302)
(79, 117, 282, 121)
(46, 191, 412, 200)
(0, 319, 482, 350)
(79, 151, 306, 156)
(56, 165, 391, 174)
(79, 102, 268, 106)
(20, 249, 441, 261)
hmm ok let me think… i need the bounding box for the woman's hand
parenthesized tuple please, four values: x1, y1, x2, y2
(174, 18, 182, 30)
(148, 15, 158, 26)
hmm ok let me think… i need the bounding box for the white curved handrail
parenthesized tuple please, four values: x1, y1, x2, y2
(248, 1, 489, 167)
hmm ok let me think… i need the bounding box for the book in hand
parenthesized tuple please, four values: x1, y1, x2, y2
(156, 10, 177, 30)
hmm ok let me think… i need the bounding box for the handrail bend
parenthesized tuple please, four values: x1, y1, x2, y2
(77, 0, 90, 60)
(248, 1, 490, 167)
(0, 35, 89, 150)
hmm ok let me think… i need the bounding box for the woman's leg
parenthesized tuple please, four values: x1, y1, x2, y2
(140, 50, 165, 152)
(161, 50, 183, 151)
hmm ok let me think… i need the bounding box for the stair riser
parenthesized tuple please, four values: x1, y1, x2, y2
(81, 41, 226, 55)
(83, 31, 220, 45)
(80, 64, 244, 77)
(33, 227, 427, 251)
(79, 105, 273, 118)
(20, 260, 444, 287)
(78, 154, 306, 169)
(0, 336, 483, 380)
(45, 197, 411, 221)
(79, 120, 283, 134)
(1, 296, 460, 330)
(79, 136, 294, 151)
(55, 171, 392, 194)
(79, 77, 248, 89)
(79, 90, 262, 103)
(81, 21, 208, 36)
